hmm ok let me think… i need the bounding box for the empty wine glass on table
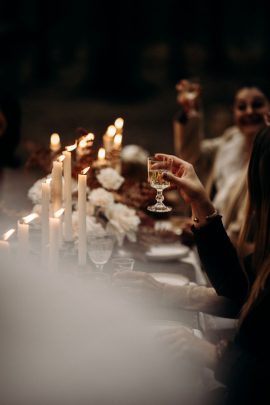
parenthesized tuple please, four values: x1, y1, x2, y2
(88, 234, 114, 272)
(111, 257, 135, 273)
(147, 156, 172, 213)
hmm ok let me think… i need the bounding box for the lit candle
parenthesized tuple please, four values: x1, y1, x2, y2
(76, 133, 94, 159)
(112, 133, 123, 174)
(0, 228, 15, 259)
(55, 208, 64, 248)
(18, 213, 39, 260)
(76, 137, 88, 159)
(0, 240, 9, 253)
(41, 179, 50, 259)
(114, 117, 124, 134)
(103, 125, 116, 153)
(17, 221, 29, 260)
(63, 145, 76, 242)
(50, 133, 61, 152)
(78, 167, 89, 266)
(51, 160, 63, 213)
(93, 148, 107, 169)
(49, 217, 60, 271)
(113, 133, 123, 150)
(85, 133, 95, 142)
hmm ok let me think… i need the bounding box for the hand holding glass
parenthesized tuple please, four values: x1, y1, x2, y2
(147, 157, 172, 213)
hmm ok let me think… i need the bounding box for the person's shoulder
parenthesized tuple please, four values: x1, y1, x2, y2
(220, 126, 243, 142)
(201, 127, 242, 158)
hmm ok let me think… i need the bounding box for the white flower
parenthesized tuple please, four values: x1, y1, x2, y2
(89, 188, 114, 208)
(121, 145, 149, 165)
(97, 168, 124, 190)
(86, 201, 95, 216)
(72, 211, 106, 238)
(28, 177, 49, 204)
(28, 176, 78, 204)
(104, 203, 140, 245)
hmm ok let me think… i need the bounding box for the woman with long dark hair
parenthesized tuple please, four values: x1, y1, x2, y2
(114, 127, 270, 404)
(161, 128, 270, 404)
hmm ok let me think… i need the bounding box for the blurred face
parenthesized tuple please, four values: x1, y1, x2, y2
(233, 88, 269, 138)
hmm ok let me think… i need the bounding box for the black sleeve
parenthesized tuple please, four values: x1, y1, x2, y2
(192, 216, 249, 306)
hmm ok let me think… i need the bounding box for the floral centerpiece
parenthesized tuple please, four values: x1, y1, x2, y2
(28, 167, 140, 246)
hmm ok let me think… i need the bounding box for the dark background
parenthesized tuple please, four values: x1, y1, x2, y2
(1, 0, 270, 154)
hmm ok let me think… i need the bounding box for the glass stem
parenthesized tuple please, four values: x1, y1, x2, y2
(156, 189, 164, 206)
(95, 264, 104, 272)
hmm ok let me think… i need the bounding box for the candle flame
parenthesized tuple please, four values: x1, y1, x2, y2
(58, 155, 65, 162)
(3, 228, 15, 241)
(85, 133, 95, 141)
(114, 117, 124, 129)
(98, 148, 106, 160)
(81, 167, 90, 175)
(79, 138, 88, 148)
(22, 213, 39, 224)
(50, 133, 60, 145)
(114, 133, 122, 146)
(107, 125, 116, 137)
(66, 142, 77, 151)
(54, 208, 65, 218)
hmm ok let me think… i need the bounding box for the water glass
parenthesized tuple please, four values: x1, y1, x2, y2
(88, 235, 114, 271)
(111, 257, 135, 273)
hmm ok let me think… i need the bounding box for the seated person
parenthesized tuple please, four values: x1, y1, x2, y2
(174, 82, 269, 240)
(114, 131, 270, 404)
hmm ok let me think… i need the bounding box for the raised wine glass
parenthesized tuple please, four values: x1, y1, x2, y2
(147, 156, 172, 213)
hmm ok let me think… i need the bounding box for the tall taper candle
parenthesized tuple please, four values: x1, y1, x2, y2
(41, 180, 50, 259)
(0, 229, 15, 260)
(17, 221, 29, 260)
(103, 125, 116, 153)
(18, 213, 38, 261)
(49, 217, 60, 271)
(51, 161, 62, 213)
(63, 150, 73, 241)
(78, 167, 89, 266)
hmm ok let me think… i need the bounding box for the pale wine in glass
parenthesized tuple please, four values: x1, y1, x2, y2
(147, 157, 172, 213)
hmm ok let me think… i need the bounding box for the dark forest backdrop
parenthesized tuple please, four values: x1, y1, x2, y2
(1, 0, 270, 154)
(1, 0, 270, 99)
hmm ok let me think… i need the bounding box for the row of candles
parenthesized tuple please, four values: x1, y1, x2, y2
(0, 118, 124, 269)
(50, 117, 123, 160)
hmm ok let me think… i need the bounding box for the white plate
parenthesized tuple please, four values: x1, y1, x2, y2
(150, 272, 189, 286)
(145, 243, 189, 261)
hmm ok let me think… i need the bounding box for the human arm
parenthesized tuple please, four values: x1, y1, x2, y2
(158, 326, 217, 369)
(156, 154, 249, 304)
(192, 217, 249, 305)
(112, 271, 239, 316)
(173, 113, 203, 164)
(173, 80, 203, 164)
